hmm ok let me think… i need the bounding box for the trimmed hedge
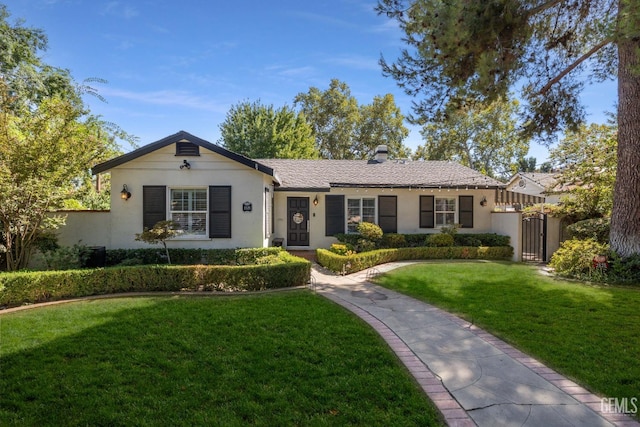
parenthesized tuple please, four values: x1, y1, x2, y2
(0, 252, 310, 308)
(338, 232, 510, 248)
(317, 246, 514, 274)
(106, 247, 283, 266)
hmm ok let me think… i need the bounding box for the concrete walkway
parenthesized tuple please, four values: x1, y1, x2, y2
(311, 262, 639, 427)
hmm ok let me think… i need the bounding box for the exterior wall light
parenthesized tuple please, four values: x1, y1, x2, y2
(480, 196, 487, 207)
(180, 160, 191, 170)
(120, 184, 131, 200)
(313, 195, 319, 206)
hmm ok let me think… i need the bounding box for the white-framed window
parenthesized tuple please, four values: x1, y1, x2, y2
(347, 197, 376, 233)
(170, 188, 207, 236)
(435, 197, 456, 227)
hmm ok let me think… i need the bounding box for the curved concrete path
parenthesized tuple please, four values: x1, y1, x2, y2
(311, 262, 639, 427)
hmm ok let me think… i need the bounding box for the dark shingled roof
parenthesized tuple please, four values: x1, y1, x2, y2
(91, 131, 503, 190)
(258, 159, 504, 191)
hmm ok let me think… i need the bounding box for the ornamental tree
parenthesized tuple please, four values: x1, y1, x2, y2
(377, 0, 640, 257)
(134, 220, 181, 264)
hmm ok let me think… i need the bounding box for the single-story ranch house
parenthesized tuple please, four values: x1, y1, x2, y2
(56, 131, 556, 261)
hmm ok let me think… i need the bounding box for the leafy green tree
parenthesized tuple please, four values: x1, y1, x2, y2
(294, 79, 410, 159)
(219, 100, 318, 159)
(0, 90, 114, 270)
(518, 157, 537, 172)
(377, 0, 640, 257)
(414, 97, 528, 179)
(549, 123, 617, 221)
(0, 6, 127, 270)
(356, 93, 411, 159)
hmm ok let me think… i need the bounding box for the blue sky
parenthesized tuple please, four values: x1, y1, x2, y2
(5, 0, 618, 163)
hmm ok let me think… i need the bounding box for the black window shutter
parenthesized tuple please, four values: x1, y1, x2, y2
(419, 195, 434, 228)
(143, 186, 166, 230)
(325, 195, 345, 236)
(378, 195, 397, 233)
(459, 195, 474, 228)
(209, 186, 231, 238)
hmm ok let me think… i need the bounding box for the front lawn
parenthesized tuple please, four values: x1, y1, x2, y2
(375, 261, 640, 403)
(0, 292, 443, 426)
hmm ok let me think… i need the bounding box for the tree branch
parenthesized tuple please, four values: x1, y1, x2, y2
(539, 38, 613, 95)
(525, 0, 566, 18)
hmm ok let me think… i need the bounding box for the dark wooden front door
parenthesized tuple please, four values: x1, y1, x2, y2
(287, 197, 309, 246)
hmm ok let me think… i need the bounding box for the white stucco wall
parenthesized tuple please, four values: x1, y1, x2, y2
(105, 145, 272, 249)
(491, 212, 522, 262)
(273, 188, 498, 250)
(53, 211, 112, 248)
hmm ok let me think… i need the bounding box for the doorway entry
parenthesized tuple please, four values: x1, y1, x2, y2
(287, 197, 309, 246)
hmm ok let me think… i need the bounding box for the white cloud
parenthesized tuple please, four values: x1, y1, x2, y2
(99, 87, 228, 113)
(103, 2, 138, 19)
(325, 54, 380, 71)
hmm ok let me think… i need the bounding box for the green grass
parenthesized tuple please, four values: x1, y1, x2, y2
(375, 261, 640, 403)
(0, 292, 443, 426)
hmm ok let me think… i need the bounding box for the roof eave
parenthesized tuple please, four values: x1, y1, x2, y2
(91, 130, 275, 178)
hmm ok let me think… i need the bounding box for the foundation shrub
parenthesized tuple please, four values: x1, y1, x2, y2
(317, 246, 513, 274)
(549, 238, 609, 280)
(337, 233, 509, 248)
(425, 234, 454, 247)
(106, 248, 282, 266)
(380, 233, 407, 248)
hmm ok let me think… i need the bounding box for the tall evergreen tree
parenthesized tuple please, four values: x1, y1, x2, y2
(377, 0, 640, 257)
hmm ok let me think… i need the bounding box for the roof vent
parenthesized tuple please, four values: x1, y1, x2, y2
(375, 145, 388, 163)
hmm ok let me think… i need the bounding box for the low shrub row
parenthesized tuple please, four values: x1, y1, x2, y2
(335, 232, 510, 248)
(317, 246, 514, 274)
(106, 247, 283, 267)
(550, 238, 640, 285)
(0, 252, 310, 308)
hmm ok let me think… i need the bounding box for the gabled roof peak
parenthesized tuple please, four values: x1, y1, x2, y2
(92, 131, 275, 177)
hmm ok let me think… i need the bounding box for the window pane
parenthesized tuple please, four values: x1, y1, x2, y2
(171, 213, 206, 235)
(436, 197, 455, 212)
(171, 190, 187, 211)
(170, 189, 207, 236)
(172, 213, 189, 231)
(347, 199, 360, 233)
(362, 198, 375, 223)
(193, 190, 207, 211)
(191, 213, 206, 234)
(436, 213, 456, 227)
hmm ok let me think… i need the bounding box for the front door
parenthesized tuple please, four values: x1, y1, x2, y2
(287, 197, 309, 246)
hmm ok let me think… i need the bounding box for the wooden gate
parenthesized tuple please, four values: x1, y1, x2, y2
(522, 214, 547, 262)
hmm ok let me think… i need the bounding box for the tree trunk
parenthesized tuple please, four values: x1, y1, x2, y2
(610, 3, 640, 257)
